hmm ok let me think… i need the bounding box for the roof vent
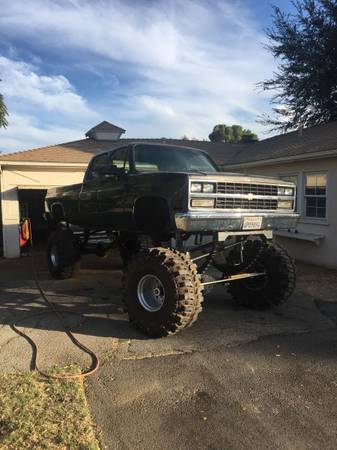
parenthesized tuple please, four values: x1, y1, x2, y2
(85, 121, 126, 141)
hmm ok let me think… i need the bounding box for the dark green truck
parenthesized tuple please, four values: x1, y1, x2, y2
(45, 143, 298, 337)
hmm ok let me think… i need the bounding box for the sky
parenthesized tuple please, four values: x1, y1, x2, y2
(0, 0, 293, 152)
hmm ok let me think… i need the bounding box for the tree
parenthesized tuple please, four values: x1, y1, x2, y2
(241, 131, 258, 143)
(232, 125, 243, 142)
(0, 91, 8, 129)
(208, 124, 258, 143)
(259, 0, 337, 132)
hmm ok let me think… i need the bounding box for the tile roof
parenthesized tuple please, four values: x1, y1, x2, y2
(224, 120, 337, 166)
(1, 120, 337, 167)
(0, 137, 241, 165)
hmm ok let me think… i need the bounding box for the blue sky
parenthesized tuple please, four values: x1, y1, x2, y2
(0, 0, 293, 152)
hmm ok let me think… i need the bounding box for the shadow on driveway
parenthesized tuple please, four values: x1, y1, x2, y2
(0, 252, 336, 365)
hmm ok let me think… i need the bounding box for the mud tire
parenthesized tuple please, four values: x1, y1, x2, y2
(228, 242, 296, 310)
(47, 229, 81, 279)
(122, 247, 203, 337)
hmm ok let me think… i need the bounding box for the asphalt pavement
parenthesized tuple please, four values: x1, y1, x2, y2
(0, 253, 337, 449)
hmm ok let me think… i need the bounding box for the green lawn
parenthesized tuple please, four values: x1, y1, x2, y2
(0, 367, 99, 450)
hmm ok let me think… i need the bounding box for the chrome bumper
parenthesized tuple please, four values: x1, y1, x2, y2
(175, 211, 299, 232)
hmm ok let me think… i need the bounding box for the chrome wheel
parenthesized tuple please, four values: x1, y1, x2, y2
(50, 245, 59, 267)
(137, 274, 165, 312)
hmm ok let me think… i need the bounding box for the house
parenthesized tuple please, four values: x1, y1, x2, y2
(218, 121, 337, 269)
(1, 119, 336, 268)
(0, 121, 237, 258)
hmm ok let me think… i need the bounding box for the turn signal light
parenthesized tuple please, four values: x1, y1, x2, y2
(191, 198, 215, 208)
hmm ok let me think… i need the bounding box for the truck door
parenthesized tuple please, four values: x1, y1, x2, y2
(96, 147, 130, 228)
(79, 153, 109, 219)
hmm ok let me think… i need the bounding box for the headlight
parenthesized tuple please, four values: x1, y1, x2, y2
(278, 200, 293, 209)
(278, 186, 294, 196)
(191, 182, 202, 192)
(191, 198, 215, 208)
(203, 183, 216, 193)
(190, 182, 216, 193)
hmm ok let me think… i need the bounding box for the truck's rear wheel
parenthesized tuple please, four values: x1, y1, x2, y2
(47, 229, 81, 279)
(122, 247, 203, 337)
(228, 242, 296, 310)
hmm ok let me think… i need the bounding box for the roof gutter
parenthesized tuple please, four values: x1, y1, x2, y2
(221, 148, 337, 170)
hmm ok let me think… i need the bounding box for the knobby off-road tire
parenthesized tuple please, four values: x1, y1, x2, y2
(47, 229, 81, 279)
(122, 247, 204, 337)
(228, 242, 296, 310)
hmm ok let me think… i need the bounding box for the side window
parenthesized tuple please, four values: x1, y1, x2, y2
(304, 173, 327, 219)
(86, 154, 109, 180)
(110, 148, 129, 173)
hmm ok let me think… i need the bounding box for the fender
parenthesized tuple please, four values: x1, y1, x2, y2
(50, 201, 66, 222)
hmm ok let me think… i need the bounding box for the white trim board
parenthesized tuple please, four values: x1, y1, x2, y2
(223, 148, 337, 169)
(0, 161, 88, 169)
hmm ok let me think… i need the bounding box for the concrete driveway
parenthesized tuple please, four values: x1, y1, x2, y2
(0, 252, 337, 449)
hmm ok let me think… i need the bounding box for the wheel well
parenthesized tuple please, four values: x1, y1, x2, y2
(133, 196, 172, 234)
(50, 202, 65, 222)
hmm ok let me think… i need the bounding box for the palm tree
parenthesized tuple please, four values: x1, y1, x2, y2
(0, 91, 8, 128)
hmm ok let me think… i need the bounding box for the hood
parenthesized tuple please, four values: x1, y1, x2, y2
(188, 172, 294, 187)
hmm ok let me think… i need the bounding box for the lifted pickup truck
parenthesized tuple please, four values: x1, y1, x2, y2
(45, 143, 298, 337)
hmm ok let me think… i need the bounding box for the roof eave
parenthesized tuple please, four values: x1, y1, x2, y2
(222, 148, 337, 169)
(0, 160, 88, 168)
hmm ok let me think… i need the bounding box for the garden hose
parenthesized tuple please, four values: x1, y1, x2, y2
(10, 218, 100, 379)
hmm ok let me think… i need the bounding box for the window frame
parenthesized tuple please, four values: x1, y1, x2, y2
(277, 170, 329, 225)
(85, 146, 132, 181)
(302, 171, 328, 223)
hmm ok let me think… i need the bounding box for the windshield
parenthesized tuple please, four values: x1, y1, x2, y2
(133, 145, 218, 173)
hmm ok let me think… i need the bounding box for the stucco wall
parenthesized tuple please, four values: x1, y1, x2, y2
(237, 156, 337, 268)
(0, 165, 85, 258)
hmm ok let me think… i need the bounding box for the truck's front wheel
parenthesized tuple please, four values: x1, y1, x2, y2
(122, 247, 203, 337)
(228, 242, 296, 310)
(47, 229, 81, 279)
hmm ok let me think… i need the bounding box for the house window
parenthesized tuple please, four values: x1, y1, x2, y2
(281, 175, 298, 211)
(304, 173, 327, 219)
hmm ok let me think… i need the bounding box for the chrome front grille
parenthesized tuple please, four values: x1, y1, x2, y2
(217, 182, 278, 196)
(215, 198, 278, 210)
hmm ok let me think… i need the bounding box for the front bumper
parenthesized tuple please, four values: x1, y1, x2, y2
(175, 211, 299, 233)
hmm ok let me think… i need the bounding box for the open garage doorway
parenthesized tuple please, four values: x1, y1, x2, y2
(18, 189, 48, 251)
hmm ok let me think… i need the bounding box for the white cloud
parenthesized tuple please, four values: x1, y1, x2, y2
(0, 57, 95, 117)
(138, 96, 176, 118)
(0, 56, 100, 151)
(0, 0, 276, 148)
(0, 113, 85, 152)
